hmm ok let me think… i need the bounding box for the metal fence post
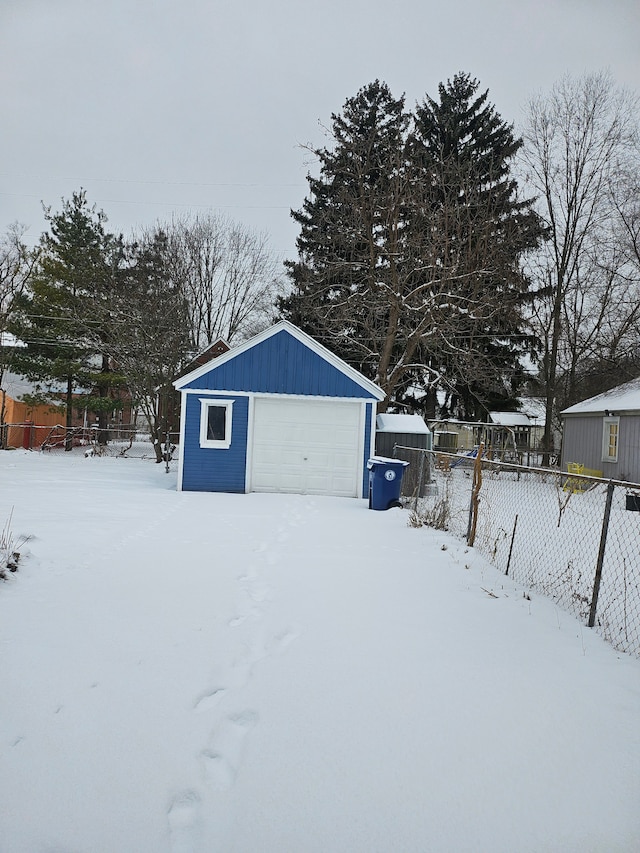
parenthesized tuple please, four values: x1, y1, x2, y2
(588, 481, 615, 629)
(505, 514, 519, 577)
(414, 451, 426, 513)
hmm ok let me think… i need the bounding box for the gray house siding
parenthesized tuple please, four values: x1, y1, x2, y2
(561, 413, 640, 483)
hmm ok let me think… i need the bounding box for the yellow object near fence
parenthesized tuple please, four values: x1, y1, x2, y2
(563, 462, 603, 493)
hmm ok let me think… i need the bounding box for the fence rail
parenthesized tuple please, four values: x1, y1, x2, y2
(0, 422, 179, 459)
(395, 446, 640, 657)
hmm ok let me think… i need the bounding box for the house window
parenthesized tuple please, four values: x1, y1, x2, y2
(602, 417, 619, 463)
(199, 399, 233, 449)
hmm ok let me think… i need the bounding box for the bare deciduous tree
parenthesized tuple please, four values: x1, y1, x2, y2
(521, 71, 640, 460)
(0, 223, 38, 426)
(165, 213, 282, 350)
(0, 223, 37, 343)
(104, 229, 193, 462)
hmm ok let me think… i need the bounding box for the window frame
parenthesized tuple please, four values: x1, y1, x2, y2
(601, 416, 620, 463)
(199, 398, 234, 449)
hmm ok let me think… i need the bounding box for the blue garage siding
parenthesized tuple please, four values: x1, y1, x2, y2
(182, 329, 374, 399)
(181, 394, 248, 492)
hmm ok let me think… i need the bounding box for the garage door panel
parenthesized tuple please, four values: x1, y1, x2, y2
(280, 471, 308, 490)
(332, 451, 354, 468)
(251, 397, 361, 497)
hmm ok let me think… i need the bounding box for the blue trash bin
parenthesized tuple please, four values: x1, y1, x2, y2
(367, 457, 409, 510)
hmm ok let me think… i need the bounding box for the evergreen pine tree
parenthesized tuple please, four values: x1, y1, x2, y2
(11, 191, 124, 447)
(281, 75, 546, 417)
(408, 73, 545, 418)
(280, 81, 411, 397)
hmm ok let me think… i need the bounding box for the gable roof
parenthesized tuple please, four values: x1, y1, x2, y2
(561, 376, 640, 416)
(173, 320, 385, 401)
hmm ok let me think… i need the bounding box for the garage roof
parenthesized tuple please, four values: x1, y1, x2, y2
(174, 320, 385, 400)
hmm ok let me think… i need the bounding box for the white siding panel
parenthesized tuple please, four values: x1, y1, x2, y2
(251, 397, 362, 496)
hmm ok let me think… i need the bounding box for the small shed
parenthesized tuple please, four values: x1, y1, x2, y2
(486, 411, 533, 457)
(560, 377, 640, 483)
(173, 320, 385, 497)
(434, 429, 459, 452)
(375, 413, 431, 455)
(375, 413, 432, 497)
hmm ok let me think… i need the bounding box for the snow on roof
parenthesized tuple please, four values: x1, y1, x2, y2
(1, 370, 74, 398)
(561, 377, 640, 415)
(376, 413, 430, 434)
(488, 411, 531, 427)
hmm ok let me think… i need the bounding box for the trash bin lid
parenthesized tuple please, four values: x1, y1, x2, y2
(367, 455, 410, 469)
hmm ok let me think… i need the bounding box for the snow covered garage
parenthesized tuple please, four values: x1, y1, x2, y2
(174, 321, 385, 497)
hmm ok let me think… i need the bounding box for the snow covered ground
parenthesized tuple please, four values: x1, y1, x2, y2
(416, 463, 640, 656)
(1, 449, 639, 853)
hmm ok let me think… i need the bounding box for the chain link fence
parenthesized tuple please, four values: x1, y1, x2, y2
(0, 422, 179, 460)
(395, 446, 640, 657)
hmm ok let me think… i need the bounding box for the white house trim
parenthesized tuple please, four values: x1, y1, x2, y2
(176, 390, 188, 492)
(179, 387, 374, 403)
(601, 416, 620, 463)
(199, 398, 234, 449)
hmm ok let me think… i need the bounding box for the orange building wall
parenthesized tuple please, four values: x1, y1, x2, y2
(2, 395, 65, 448)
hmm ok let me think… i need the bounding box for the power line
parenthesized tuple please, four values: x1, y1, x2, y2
(0, 191, 292, 212)
(0, 173, 305, 189)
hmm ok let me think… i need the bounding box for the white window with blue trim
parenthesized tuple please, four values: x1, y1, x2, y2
(199, 399, 233, 449)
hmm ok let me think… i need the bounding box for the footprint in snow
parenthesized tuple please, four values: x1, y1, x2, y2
(200, 749, 235, 791)
(228, 603, 260, 627)
(201, 710, 259, 791)
(193, 687, 226, 713)
(271, 627, 299, 654)
(167, 790, 202, 853)
(247, 583, 271, 603)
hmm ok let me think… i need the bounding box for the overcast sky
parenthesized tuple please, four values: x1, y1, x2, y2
(1, 0, 639, 263)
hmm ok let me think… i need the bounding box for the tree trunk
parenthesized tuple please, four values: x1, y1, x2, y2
(97, 353, 110, 445)
(151, 424, 164, 463)
(65, 374, 73, 451)
(541, 274, 564, 466)
(425, 386, 437, 420)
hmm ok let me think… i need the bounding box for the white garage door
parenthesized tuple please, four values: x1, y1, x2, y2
(250, 397, 363, 497)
